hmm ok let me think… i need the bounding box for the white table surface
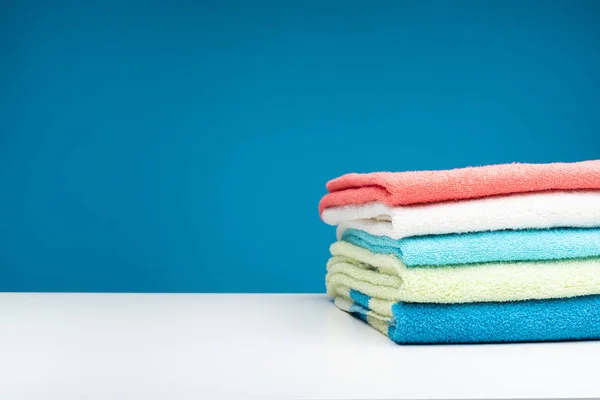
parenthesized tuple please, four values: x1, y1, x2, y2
(1, 293, 599, 400)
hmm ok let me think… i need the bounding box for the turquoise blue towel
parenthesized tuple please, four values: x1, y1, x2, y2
(342, 228, 600, 266)
(346, 290, 600, 344)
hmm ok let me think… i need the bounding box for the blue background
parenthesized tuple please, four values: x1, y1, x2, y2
(1, 0, 599, 292)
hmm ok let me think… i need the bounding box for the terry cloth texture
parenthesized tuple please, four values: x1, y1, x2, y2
(326, 241, 600, 304)
(341, 228, 600, 266)
(319, 159, 600, 215)
(322, 191, 600, 239)
(334, 290, 600, 344)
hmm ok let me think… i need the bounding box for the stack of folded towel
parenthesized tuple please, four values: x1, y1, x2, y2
(319, 160, 600, 344)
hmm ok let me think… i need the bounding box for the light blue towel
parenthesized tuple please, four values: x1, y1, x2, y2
(342, 228, 600, 266)
(346, 290, 600, 344)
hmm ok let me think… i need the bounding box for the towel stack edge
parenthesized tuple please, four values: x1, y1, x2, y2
(319, 160, 600, 344)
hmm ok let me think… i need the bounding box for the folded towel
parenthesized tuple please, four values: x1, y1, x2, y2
(342, 228, 600, 266)
(334, 290, 600, 344)
(323, 191, 600, 239)
(319, 160, 600, 215)
(326, 241, 600, 303)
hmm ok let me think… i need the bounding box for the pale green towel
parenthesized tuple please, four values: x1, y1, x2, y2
(326, 241, 600, 304)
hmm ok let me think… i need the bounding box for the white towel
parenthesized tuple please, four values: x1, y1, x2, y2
(321, 191, 600, 239)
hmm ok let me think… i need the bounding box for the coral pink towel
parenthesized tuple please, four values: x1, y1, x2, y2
(319, 160, 600, 215)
